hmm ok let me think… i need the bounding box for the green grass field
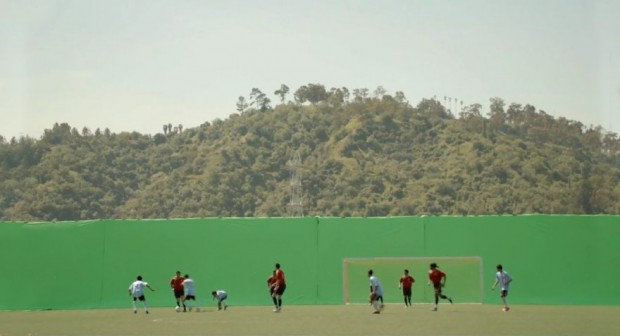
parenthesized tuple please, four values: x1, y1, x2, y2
(1, 304, 619, 336)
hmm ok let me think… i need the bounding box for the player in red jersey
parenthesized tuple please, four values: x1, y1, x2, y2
(399, 269, 415, 308)
(170, 271, 186, 312)
(267, 270, 278, 309)
(427, 263, 453, 311)
(272, 263, 286, 312)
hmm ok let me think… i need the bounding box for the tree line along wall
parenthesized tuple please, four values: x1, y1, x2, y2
(0, 215, 617, 310)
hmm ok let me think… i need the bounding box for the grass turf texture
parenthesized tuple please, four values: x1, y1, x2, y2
(1, 304, 619, 336)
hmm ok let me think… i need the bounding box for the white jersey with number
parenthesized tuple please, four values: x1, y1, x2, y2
(496, 271, 512, 291)
(183, 278, 195, 296)
(129, 280, 148, 297)
(369, 276, 383, 296)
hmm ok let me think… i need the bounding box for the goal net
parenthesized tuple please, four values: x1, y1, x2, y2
(343, 257, 483, 305)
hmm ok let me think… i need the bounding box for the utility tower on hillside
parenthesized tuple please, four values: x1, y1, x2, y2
(287, 150, 303, 217)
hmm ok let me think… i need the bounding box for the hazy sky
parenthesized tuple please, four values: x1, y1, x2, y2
(1, 0, 619, 140)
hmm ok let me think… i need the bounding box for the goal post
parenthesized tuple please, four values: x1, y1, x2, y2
(343, 257, 483, 305)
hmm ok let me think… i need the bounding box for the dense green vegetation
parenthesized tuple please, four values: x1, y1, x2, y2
(1, 84, 619, 221)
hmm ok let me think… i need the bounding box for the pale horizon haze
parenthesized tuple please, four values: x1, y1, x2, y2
(1, 0, 619, 140)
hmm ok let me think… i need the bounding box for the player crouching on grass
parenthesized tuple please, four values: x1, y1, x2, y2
(212, 290, 228, 310)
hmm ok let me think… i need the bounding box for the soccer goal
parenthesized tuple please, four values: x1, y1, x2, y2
(343, 257, 483, 305)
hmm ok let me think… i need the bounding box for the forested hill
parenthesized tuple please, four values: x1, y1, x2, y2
(1, 85, 619, 221)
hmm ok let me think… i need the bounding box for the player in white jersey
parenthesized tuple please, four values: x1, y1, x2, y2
(211, 290, 228, 310)
(492, 264, 513, 311)
(368, 269, 384, 314)
(128, 275, 155, 314)
(182, 274, 196, 312)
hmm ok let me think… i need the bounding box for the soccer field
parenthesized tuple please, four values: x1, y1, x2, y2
(1, 304, 618, 336)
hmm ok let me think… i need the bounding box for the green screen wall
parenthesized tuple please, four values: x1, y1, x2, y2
(0, 215, 618, 310)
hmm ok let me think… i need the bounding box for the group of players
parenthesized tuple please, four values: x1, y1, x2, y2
(368, 263, 513, 314)
(127, 271, 228, 314)
(127, 262, 511, 314)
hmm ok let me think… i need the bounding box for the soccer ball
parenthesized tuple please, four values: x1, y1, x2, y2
(175, 306, 180, 312)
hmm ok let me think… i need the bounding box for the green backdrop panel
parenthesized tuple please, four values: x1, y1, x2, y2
(423, 215, 620, 305)
(1, 215, 619, 310)
(343, 257, 482, 305)
(316, 217, 427, 304)
(98, 217, 319, 309)
(0, 221, 105, 310)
